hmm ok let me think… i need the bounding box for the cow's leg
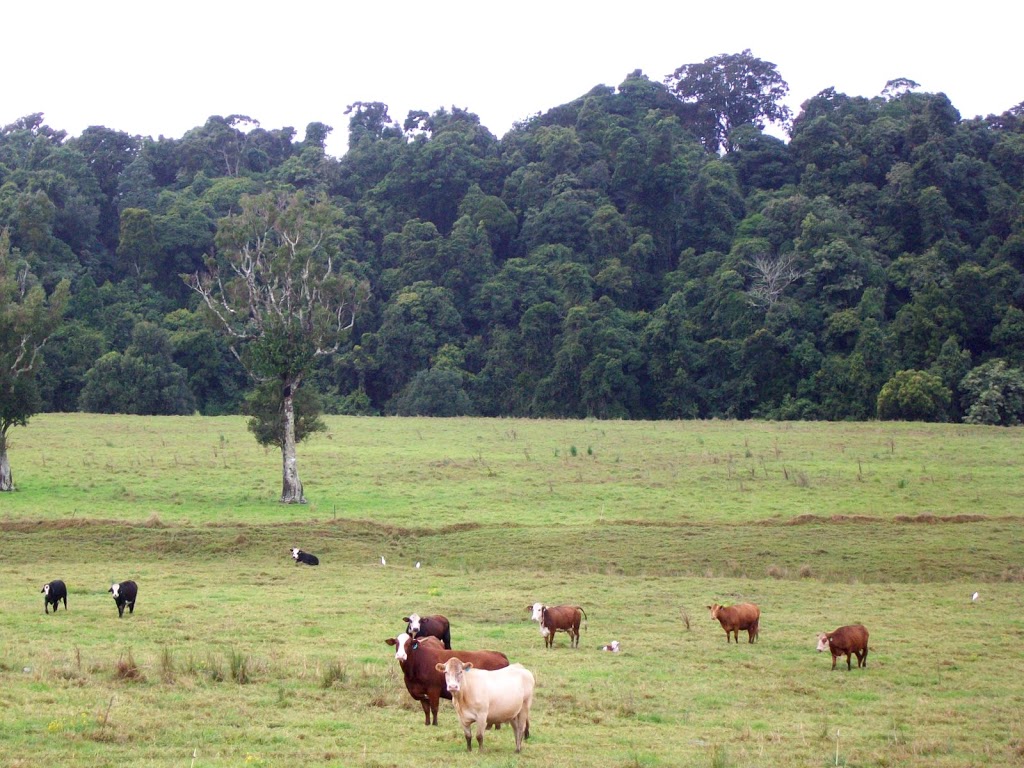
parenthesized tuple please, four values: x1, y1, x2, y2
(462, 721, 473, 751)
(475, 717, 486, 751)
(846, 653, 853, 670)
(419, 698, 431, 726)
(513, 714, 525, 752)
(831, 654, 837, 670)
(428, 691, 440, 725)
(861, 647, 868, 668)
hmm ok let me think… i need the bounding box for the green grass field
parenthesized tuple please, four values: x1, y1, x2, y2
(1, 414, 1022, 767)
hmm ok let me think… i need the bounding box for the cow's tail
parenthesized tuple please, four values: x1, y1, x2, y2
(578, 606, 588, 632)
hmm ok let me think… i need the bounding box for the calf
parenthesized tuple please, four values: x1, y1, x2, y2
(403, 613, 451, 649)
(385, 633, 509, 726)
(291, 548, 319, 566)
(528, 603, 587, 648)
(41, 580, 68, 614)
(817, 624, 869, 670)
(436, 657, 534, 753)
(108, 580, 138, 617)
(708, 602, 760, 644)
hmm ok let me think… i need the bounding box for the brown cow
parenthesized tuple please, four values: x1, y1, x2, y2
(708, 602, 760, 644)
(817, 624, 869, 670)
(385, 633, 509, 726)
(403, 613, 452, 649)
(528, 603, 588, 648)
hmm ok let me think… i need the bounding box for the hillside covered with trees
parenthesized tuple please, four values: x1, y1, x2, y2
(3, 52, 1024, 427)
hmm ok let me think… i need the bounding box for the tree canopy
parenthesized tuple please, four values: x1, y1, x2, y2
(1, 55, 1023, 443)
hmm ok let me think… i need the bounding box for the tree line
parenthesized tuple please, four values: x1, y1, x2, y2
(3, 50, 1024, 452)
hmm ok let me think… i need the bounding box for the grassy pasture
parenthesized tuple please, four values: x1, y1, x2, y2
(1, 414, 1023, 767)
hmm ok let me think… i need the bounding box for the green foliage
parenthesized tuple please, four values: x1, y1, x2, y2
(242, 378, 326, 447)
(960, 359, 1024, 426)
(78, 321, 196, 415)
(664, 49, 793, 153)
(4, 73, 1024, 425)
(876, 369, 951, 421)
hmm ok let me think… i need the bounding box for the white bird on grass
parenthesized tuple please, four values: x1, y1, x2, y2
(971, 591, 979, 602)
(415, 561, 421, 569)
(380, 556, 386, 566)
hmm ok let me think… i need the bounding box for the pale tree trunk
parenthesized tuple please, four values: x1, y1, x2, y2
(279, 384, 305, 504)
(0, 432, 13, 492)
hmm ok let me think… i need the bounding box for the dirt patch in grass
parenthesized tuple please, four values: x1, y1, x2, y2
(783, 512, 1007, 525)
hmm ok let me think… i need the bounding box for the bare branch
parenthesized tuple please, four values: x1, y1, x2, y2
(746, 253, 803, 310)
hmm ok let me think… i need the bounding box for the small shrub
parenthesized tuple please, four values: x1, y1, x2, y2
(767, 564, 786, 579)
(799, 564, 814, 578)
(570, 445, 578, 457)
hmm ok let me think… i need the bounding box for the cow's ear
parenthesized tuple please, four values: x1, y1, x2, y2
(402, 617, 410, 623)
(385, 638, 397, 646)
(463, 662, 473, 671)
(435, 663, 446, 672)
(526, 605, 532, 611)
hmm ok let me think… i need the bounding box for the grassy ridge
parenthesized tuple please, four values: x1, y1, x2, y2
(1, 414, 1023, 767)
(6, 414, 1024, 524)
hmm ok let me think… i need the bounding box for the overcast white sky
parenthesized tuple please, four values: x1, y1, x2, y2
(5, 1, 1021, 158)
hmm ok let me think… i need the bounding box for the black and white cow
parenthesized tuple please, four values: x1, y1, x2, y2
(291, 548, 319, 566)
(41, 580, 68, 614)
(403, 613, 452, 649)
(108, 580, 138, 617)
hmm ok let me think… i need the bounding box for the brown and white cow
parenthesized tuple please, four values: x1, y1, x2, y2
(435, 657, 535, 753)
(707, 602, 760, 644)
(385, 633, 509, 726)
(817, 624, 869, 670)
(528, 602, 587, 648)
(403, 613, 451, 649)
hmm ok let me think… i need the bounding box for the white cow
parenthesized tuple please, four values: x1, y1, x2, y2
(435, 657, 534, 752)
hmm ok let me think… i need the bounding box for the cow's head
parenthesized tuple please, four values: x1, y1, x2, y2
(528, 602, 544, 622)
(403, 613, 422, 636)
(816, 633, 831, 652)
(707, 603, 722, 620)
(291, 548, 301, 561)
(435, 657, 472, 693)
(109, 583, 120, 599)
(41, 584, 50, 596)
(386, 632, 411, 662)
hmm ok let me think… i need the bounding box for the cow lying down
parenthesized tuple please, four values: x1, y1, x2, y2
(436, 657, 535, 753)
(291, 548, 319, 566)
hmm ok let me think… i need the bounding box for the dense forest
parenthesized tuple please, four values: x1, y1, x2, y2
(3, 53, 1024, 426)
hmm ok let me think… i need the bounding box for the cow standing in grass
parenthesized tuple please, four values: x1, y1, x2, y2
(528, 603, 587, 648)
(817, 624, 869, 670)
(109, 580, 138, 617)
(41, 580, 67, 613)
(436, 657, 535, 753)
(403, 613, 451, 649)
(708, 602, 760, 644)
(385, 633, 510, 726)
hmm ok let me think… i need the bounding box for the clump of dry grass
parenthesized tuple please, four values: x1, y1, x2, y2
(767, 564, 786, 579)
(115, 650, 144, 682)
